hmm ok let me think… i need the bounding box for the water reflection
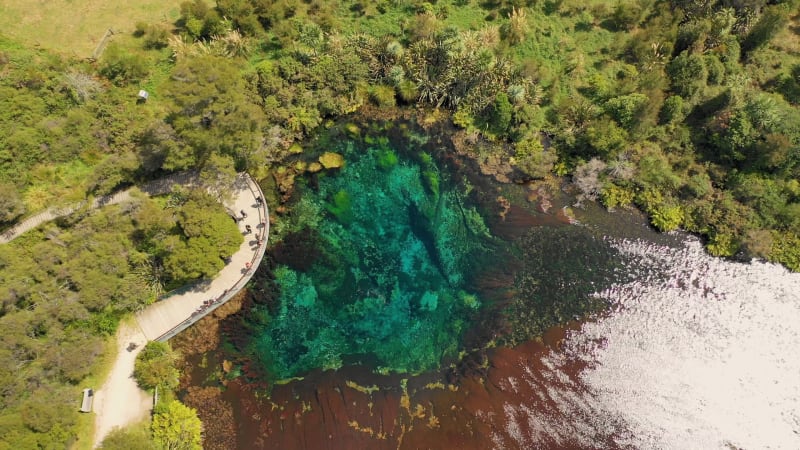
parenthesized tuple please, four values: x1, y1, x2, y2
(489, 237, 800, 449)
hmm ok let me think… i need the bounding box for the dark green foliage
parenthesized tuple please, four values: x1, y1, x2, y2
(609, 0, 647, 31)
(88, 152, 139, 195)
(604, 93, 648, 130)
(159, 190, 243, 284)
(134, 341, 180, 391)
(660, 95, 688, 123)
(667, 51, 708, 101)
(179, 0, 228, 41)
(741, 4, 791, 57)
(585, 118, 628, 157)
(488, 92, 513, 135)
(164, 56, 266, 171)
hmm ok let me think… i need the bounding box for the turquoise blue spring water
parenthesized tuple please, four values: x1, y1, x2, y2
(252, 137, 495, 378)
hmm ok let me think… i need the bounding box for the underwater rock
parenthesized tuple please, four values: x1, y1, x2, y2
(319, 152, 345, 169)
(306, 162, 323, 173)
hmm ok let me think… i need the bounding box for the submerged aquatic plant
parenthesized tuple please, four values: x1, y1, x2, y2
(250, 135, 495, 379)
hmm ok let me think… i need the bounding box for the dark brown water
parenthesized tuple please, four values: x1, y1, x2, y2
(174, 129, 800, 449)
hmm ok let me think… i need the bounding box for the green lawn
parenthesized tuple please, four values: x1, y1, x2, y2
(0, 0, 185, 57)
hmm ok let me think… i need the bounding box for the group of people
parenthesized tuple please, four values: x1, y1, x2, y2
(188, 192, 266, 319)
(191, 297, 222, 316)
(243, 196, 267, 270)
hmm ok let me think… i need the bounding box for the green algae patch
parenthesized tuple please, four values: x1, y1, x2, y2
(249, 133, 496, 379)
(318, 151, 345, 169)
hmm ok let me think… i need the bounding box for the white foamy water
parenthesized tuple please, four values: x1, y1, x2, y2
(494, 237, 800, 449)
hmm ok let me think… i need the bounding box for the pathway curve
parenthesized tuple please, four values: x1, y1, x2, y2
(0, 171, 269, 447)
(92, 173, 268, 446)
(0, 172, 200, 244)
(137, 174, 269, 341)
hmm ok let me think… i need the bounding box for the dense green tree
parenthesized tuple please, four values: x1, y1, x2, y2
(177, 191, 242, 257)
(667, 50, 708, 101)
(151, 401, 202, 450)
(604, 93, 649, 130)
(585, 118, 628, 157)
(164, 55, 266, 170)
(488, 92, 513, 135)
(134, 341, 180, 391)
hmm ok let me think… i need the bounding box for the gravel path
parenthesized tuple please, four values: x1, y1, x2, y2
(91, 323, 151, 446)
(0, 172, 269, 447)
(92, 173, 268, 447)
(0, 172, 199, 244)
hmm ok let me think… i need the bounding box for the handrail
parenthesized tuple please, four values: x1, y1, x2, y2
(154, 173, 269, 342)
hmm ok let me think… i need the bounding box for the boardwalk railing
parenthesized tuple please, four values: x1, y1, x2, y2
(154, 174, 269, 342)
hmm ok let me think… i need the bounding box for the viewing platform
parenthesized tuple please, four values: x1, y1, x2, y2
(136, 173, 269, 341)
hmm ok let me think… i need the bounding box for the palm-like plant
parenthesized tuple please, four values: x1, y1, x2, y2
(214, 29, 251, 58)
(503, 7, 528, 45)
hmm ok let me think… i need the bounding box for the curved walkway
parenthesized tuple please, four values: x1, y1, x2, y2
(0, 171, 269, 447)
(137, 173, 269, 341)
(92, 173, 268, 446)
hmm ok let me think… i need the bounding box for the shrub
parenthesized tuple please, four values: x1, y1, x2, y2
(488, 92, 513, 136)
(368, 85, 397, 107)
(601, 183, 635, 210)
(151, 401, 202, 450)
(99, 44, 149, 85)
(133, 341, 179, 391)
(0, 183, 25, 223)
(660, 95, 687, 124)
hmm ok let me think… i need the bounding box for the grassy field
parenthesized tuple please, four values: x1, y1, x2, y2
(0, 0, 185, 57)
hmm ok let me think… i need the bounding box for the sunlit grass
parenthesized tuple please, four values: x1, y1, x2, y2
(0, 0, 185, 57)
(23, 159, 95, 212)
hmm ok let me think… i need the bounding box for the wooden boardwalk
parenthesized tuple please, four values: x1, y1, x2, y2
(1, 172, 270, 446)
(137, 174, 269, 341)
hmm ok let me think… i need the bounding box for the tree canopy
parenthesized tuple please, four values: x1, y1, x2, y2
(151, 401, 203, 450)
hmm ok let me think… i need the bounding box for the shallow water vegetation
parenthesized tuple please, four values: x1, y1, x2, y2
(247, 129, 496, 379)
(506, 226, 632, 344)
